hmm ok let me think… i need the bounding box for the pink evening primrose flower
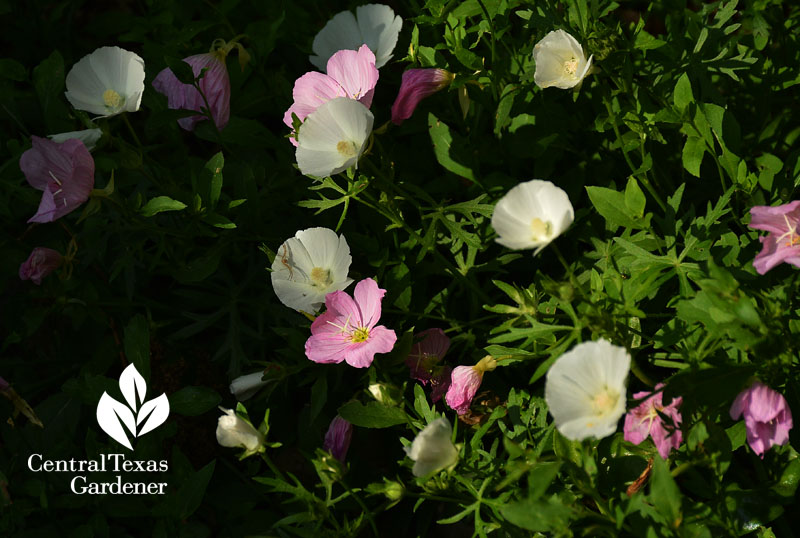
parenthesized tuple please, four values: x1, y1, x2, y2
(323, 415, 354, 462)
(623, 383, 683, 459)
(284, 44, 379, 145)
(152, 51, 231, 131)
(730, 381, 793, 458)
(747, 201, 800, 274)
(20, 136, 95, 223)
(19, 247, 63, 285)
(406, 328, 452, 403)
(445, 356, 497, 415)
(391, 68, 455, 125)
(304, 278, 397, 368)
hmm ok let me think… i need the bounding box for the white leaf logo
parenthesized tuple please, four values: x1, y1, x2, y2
(96, 364, 170, 449)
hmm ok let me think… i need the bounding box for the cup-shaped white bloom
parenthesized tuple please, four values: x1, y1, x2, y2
(545, 339, 631, 441)
(533, 30, 593, 90)
(404, 417, 459, 477)
(48, 128, 103, 151)
(65, 46, 145, 117)
(216, 407, 264, 457)
(230, 371, 269, 401)
(491, 179, 574, 255)
(310, 4, 403, 71)
(296, 97, 374, 178)
(271, 227, 353, 314)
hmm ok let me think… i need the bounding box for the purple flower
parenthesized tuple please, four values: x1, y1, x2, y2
(20, 136, 94, 223)
(406, 329, 452, 403)
(445, 356, 496, 415)
(323, 416, 353, 462)
(623, 383, 683, 459)
(19, 247, 62, 285)
(152, 52, 231, 131)
(748, 201, 800, 274)
(391, 68, 454, 125)
(304, 278, 397, 368)
(730, 381, 793, 458)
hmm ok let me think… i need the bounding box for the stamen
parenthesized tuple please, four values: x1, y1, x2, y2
(48, 170, 62, 185)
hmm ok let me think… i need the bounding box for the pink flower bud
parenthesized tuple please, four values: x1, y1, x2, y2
(323, 416, 353, 462)
(20, 136, 94, 223)
(730, 381, 793, 458)
(19, 247, 62, 285)
(623, 383, 683, 459)
(445, 357, 496, 415)
(152, 52, 231, 131)
(391, 68, 454, 125)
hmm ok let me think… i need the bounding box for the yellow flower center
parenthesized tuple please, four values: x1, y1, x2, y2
(591, 388, 619, 416)
(564, 58, 579, 76)
(350, 327, 370, 343)
(336, 140, 358, 158)
(531, 218, 552, 241)
(310, 267, 332, 288)
(103, 89, 124, 110)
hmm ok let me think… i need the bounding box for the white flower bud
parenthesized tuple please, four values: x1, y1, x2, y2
(404, 417, 459, 477)
(216, 407, 264, 457)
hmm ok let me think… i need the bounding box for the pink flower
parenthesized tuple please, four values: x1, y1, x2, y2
(323, 416, 353, 462)
(19, 247, 62, 285)
(445, 356, 497, 415)
(406, 328, 452, 403)
(748, 201, 800, 274)
(391, 68, 454, 125)
(20, 136, 94, 223)
(304, 278, 397, 368)
(730, 381, 793, 458)
(623, 383, 683, 459)
(152, 52, 231, 131)
(283, 45, 378, 145)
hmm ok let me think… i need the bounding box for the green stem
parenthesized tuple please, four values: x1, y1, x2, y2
(121, 113, 142, 148)
(340, 480, 379, 537)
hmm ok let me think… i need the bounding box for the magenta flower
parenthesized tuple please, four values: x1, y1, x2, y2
(445, 356, 497, 415)
(20, 136, 94, 223)
(391, 68, 454, 125)
(304, 278, 397, 368)
(748, 201, 800, 274)
(283, 44, 378, 144)
(406, 329, 452, 402)
(730, 381, 793, 458)
(19, 247, 63, 285)
(323, 416, 353, 462)
(623, 383, 683, 459)
(152, 52, 231, 131)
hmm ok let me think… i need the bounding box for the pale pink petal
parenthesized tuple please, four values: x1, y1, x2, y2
(344, 325, 397, 368)
(748, 202, 800, 234)
(353, 277, 385, 328)
(445, 366, 483, 415)
(325, 289, 364, 328)
(326, 45, 379, 107)
(305, 331, 349, 364)
(283, 72, 348, 129)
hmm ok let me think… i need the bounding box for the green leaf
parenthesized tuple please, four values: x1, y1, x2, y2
(0, 58, 26, 81)
(203, 213, 237, 229)
(682, 136, 706, 177)
(140, 196, 187, 217)
(624, 177, 646, 217)
(586, 186, 639, 229)
(649, 457, 682, 529)
(169, 387, 221, 416)
(200, 152, 224, 209)
(33, 50, 68, 132)
(164, 56, 195, 85)
(501, 496, 572, 532)
(337, 400, 408, 428)
(124, 315, 150, 381)
(673, 73, 694, 112)
(428, 113, 477, 182)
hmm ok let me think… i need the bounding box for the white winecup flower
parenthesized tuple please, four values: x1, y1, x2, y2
(404, 417, 459, 477)
(310, 3, 403, 71)
(271, 227, 353, 314)
(229, 371, 269, 401)
(216, 407, 264, 457)
(295, 97, 374, 178)
(48, 128, 103, 151)
(64, 46, 146, 117)
(533, 29, 593, 90)
(491, 179, 574, 255)
(544, 339, 631, 441)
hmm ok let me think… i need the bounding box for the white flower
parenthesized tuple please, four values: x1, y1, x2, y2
(271, 227, 353, 314)
(491, 179, 574, 255)
(296, 97, 373, 178)
(544, 339, 630, 441)
(404, 417, 459, 477)
(533, 30, 593, 90)
(216, 407, 264, 457)
(65, 46, 145, 117)
(310, 3, 403, 71)
(230, 371, 269, 401)
(48, 128, 103, 151)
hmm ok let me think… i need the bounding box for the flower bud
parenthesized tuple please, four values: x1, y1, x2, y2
(445, 356, 496, 415)
(323, 416, 353, 462)
(229, 371, 269, 401)
(19, 247, 62, 285)
(391, 68, 454, 125)
(404, 417, 458, 477)
(216, 407, 264, 458)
